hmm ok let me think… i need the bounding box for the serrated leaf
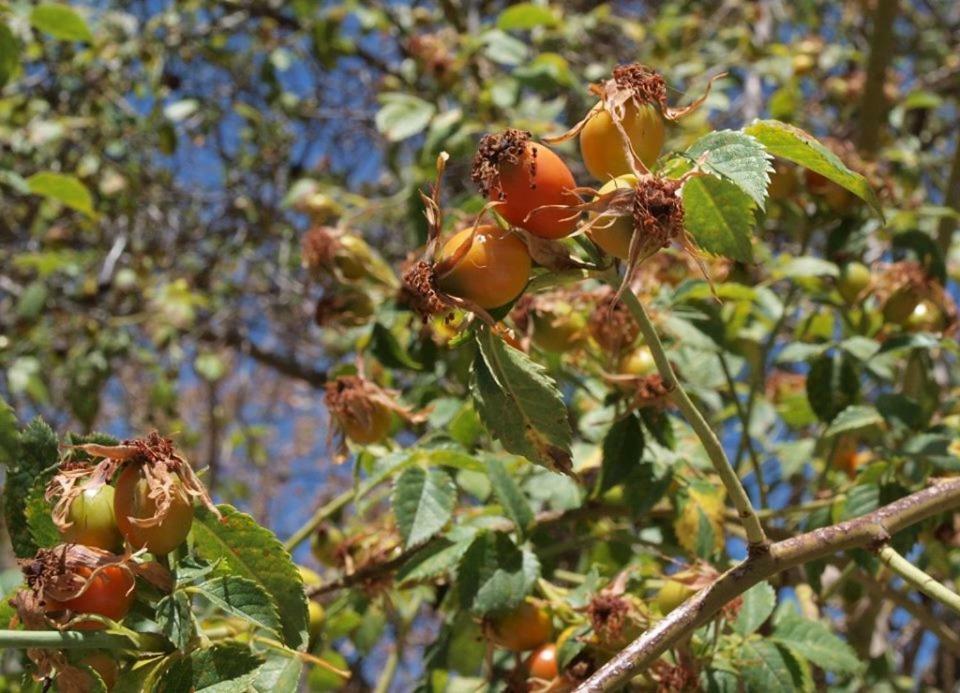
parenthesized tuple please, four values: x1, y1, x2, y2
(251, 653, 303, 692)
(682, 174, 755, 262)
(0, 24, 19, 88)
(806, 353, 858, 422)
(497, 3, 557, 30)
(744, 120, 883, 219)
(30, 4, 93, 42)
(113, 655, 167, 693)
(472, 328, 573, 474)
(776, 256, 839, 279)
(375, 93, 435, 142)
(155, 591, 194, 651)
(26, 172, 96, 217)
(600, 413, 643, 492)
(24, 474, 59, 550)
(840, 483, 879, 521)
(392, 466, 456, 548)
(734, 582, 776, 635)
(155, 644, 263, 693)
(684, 131, 772, 209)
(739, 640, 801, 693)
(0, 398, 20, 469)
(457, 532, 540, 615)
(192, 505, 307, 650)
(824, 405, 884, 438)
(485, 457, 533, 537)
(194, 576, 281, 637)
(773, 616, 862, 673)
(397, 536, 475, 583)
(4, 418, 59, 558)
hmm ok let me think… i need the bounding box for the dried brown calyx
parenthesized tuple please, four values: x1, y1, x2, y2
(301, 225, 341, 273)
(323, 374, 427, 459)
(470, 128, 532, 198)
(47, 432, 220, 534)
(588, 287, 640, 354)
(631, 177, 685, 261)
(611, 63, 668, 111)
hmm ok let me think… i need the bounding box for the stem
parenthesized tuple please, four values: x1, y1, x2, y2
(575, 476, 960, 691)
(283, 487, 356, 552)
(718, 352, 768, 506)
(0, 630, 161, 651)
(372, 648, 400, 693)
(857, 0, 898, 154)
(610, 278, 768, 551)
(936, 129, 960, 253)
(878, 546, 960, 615)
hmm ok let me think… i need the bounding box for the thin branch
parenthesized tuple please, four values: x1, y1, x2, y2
(576, 477, 960, 691)
(609, 275, 768, 552)
(878, 545, 960, 615)
(936, 128, 960, 252)
(857, 0, 898, 154)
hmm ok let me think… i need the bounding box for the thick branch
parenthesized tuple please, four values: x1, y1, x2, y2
(576, 477, 960, 691)
(611, 277, 768, 550)
(936, 130, 960, 252)
(857, 0, 898, 154)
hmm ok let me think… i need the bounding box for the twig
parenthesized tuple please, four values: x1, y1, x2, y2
(857, 0, 899, 153)
(576, 477, 960, 691)
(608, 274, 768, 552)
(877, 545, 960, 615)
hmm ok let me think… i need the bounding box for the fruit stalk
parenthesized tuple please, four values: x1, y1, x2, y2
(605, 272, 768, 551)
(877, 545, 960, 615)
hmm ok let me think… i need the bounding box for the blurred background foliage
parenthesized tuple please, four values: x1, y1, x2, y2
(1, 0, 960, 689)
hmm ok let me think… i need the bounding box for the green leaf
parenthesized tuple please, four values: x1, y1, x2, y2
(26, 172, 96, 217)
(684, 131, 772, 209)
(370, 322, 422, 370)
(806, 352, 858, 422)
(194, 576, 281, 637)
(600, 413, 643, 492)
(375, 93, 436, 142)
(840, 483, 879, 521)
(744, 119, 883, 219)
(485, 457, 534, 537)
(192, 505, 307, 650)
(30, 4, 93, 42)
(824, 405, 884, 438)
(156, 644, 263, 693)
(682, 174, 755, 262)
(739, 640, 802, 693)
(481, 29, 530, 66)
(3, 418, 59, 558)
(155, 591, 195, 651)
(24, 474, 59, 550)
(0, 24, 19, 88)
(497, 3, 557, 30)
(251, 654, 304, 692)
(472, 328, 573, 474)
(734, 581, 776, 636)
(397, 536, 475, 584)
(457, 531, 540, 615)
(773, 615, 862, 673)
(392, 466, 457, 548)
(0, 398, 20, 469)
(775, 256, 839, 279)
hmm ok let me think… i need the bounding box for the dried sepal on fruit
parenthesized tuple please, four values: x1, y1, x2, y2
(584, 572, 650, 650)
(587, 286, 640, 356)
(401, 153, 532, 323)
(324, 373, 426, 457)
(510, 287, 589, 354)
(604, 373, 673, 411)
(546, 63, 722, 178)
(12, 544, 136, 630)
(302, 225, 397, 287)
(471, 129, 580, 239)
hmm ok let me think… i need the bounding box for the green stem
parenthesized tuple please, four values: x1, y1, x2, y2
(718, 352, 768, 506)
(878, 546, 960, 615)
(373, 649, 400, 693)
(610, 277, 768, 551)
(283, 487, 356, 552)
(0, 630, 161, 651)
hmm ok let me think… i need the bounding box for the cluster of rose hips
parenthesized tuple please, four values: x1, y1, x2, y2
(10, 434, 214, 690)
